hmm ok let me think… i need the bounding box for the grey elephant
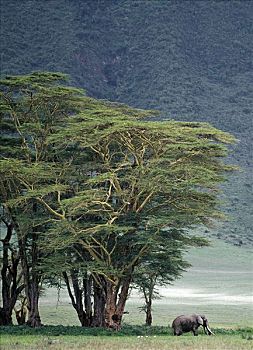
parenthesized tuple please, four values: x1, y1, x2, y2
(172, 314, 215, 336)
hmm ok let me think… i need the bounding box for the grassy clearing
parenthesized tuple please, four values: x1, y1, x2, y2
(39, 301, 252, 328)
(39, 239, 253, 328)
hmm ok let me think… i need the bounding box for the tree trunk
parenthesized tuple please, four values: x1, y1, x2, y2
(1, 222, 14, 325)
(63, 271, 92, 327)
(18, 229, 42, 328)
(15, 296, 28, 325)
(105, 281, 117, 329)
(71, 269, 87, 326)
(105, 276, 131, 330)
(92, 277, 106, 327)
(15, 309, 27, 325)
(83, 274, 93, 325)
(26, 238, 42, 327)
(145, 302, 152, 326)
(0, 220, 24, 325)
(0, 307, 12, 326)
(142, 279, 155, 326)
(26, 280, 41, 327)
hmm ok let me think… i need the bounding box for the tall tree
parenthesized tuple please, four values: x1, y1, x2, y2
(0, 72, 235, 330)
(44, 112, 235, 329)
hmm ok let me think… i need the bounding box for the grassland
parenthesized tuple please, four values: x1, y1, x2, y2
(0, 335, 252, 350)
(1, 329, 253, 350)
(38, 239, 253, 328)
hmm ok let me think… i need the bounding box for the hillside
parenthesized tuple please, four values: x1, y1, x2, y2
(1, 0, 252, 245)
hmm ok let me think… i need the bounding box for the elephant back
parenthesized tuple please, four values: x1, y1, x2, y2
(172, 315, 185, 327)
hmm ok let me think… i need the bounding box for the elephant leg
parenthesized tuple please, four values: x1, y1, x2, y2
(174, 329, 183, 336)
(192, 327, 198, 336)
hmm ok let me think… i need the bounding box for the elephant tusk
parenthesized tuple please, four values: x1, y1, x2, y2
(206, 325, 215, 335)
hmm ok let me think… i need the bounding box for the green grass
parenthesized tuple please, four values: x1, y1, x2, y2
(0, 326, 253, 350)
(1, 331, 253, 350)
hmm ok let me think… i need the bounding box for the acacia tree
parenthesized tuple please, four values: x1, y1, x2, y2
(44, 111, 235, 329)
(0, 72, 235, 330)
(133, 233, 192, 326)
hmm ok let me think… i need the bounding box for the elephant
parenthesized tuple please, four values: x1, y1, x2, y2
(172, 314, 215, 336)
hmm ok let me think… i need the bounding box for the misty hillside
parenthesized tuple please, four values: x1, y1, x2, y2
(1, 0, 252, 245)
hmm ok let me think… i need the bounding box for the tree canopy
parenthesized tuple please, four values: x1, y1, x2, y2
(0, 72, 235, 328)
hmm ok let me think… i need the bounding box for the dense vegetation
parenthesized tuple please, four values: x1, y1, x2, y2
(1, 324, 252, 337)
(1, 0, 252, 245)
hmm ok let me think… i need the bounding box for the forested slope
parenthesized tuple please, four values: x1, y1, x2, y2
(1, 0, 252, 245)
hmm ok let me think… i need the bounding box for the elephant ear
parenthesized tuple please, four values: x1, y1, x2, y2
(200, 314, 207, 322)
(197, 315, 204, 325)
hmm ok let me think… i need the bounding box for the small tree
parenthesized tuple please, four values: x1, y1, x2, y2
(133, 232, 193, 326)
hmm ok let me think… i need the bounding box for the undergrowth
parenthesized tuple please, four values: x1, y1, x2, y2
(1, 324, 252, 338)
